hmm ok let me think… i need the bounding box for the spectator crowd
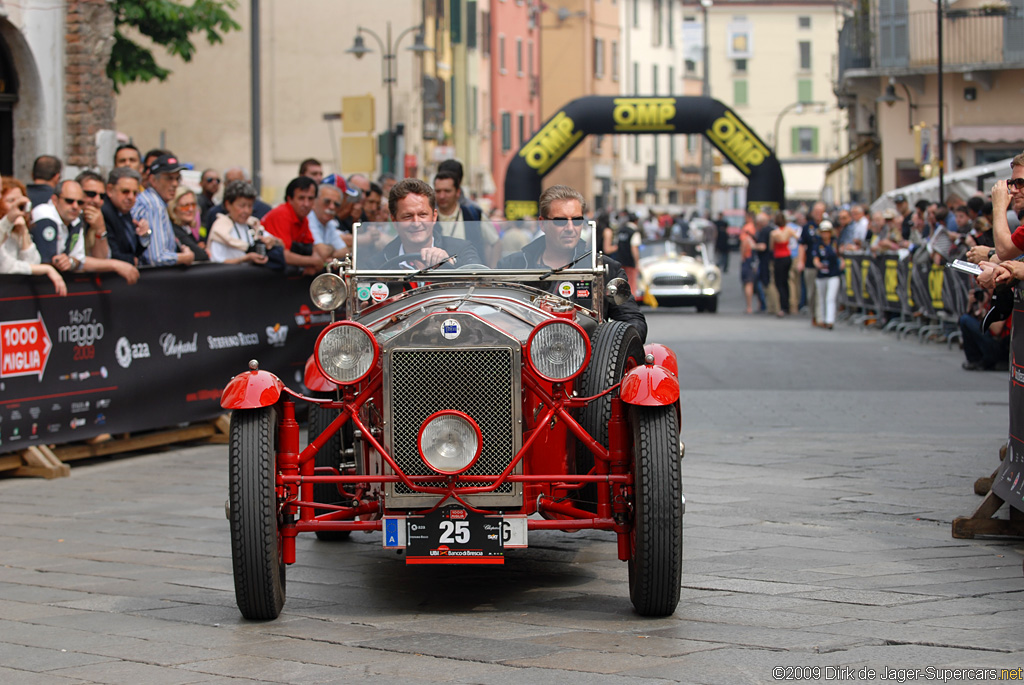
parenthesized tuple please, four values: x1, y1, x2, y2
(3, 143, 1023, 378)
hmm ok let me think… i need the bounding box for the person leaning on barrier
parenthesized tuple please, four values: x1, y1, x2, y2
(497, 184, 647, 343)
(102, 167, 149, 267)
(207, 180, 282, 266)
(0, 177, 66, 295)
(32, 179, 140, 284)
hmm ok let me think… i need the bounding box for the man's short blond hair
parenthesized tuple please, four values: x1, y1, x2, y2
(1012, 151, 1024, 169)
(539, 185, 587, 218)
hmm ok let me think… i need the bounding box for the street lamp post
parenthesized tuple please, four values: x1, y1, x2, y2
(772, 101, 827, 155)
(699, 0, 713, 208)
(347, 23, 430, 175)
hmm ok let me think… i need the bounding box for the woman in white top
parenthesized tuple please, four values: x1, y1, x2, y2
(0, 178, 66, 295)
(207, 180, 281, 265)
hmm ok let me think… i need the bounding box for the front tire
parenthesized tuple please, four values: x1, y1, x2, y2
(308, 404, 351, 541)
(574, 321, 644, 511)
(705, 295, 719, 313)
(229, 407, 286, 620)
(628, 405, 683, 617)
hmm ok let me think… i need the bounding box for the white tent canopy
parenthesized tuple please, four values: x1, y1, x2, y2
(869, 157, 1014, 212)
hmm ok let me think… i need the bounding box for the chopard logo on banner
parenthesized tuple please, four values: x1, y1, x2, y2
(706, 111, 769, 174)
(613, 98, 676, 132)
(160, 332, 198, 359)
(519, 111, 583, 175)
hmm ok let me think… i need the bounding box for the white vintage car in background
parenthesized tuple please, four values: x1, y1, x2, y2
(636, 240, 722, 312)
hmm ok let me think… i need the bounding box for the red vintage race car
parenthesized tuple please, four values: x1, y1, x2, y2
(221, 221, 683, 619)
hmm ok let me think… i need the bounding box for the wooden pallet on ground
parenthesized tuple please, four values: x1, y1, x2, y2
(1, 415, 231, 479)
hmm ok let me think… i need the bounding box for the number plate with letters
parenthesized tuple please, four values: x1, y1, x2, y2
(406, 505, 512, 564)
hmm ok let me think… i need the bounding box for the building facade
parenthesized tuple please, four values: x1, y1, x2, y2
(116, 1, 427, 201)
(838, 0, 1024, 202)
(0, 0, 115, 178)
(538, 0, 621, 212)
(490, 0, 541, 213)
(689, 0, 847, 207)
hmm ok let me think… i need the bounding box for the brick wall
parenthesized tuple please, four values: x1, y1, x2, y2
(65, 0, 115, 167)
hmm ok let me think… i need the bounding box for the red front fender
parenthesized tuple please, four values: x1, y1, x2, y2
(221, 368, 285, 409)
(304, 354, 338, 392)
(620, 364, 680, 406)
(643, 343, 678, 377)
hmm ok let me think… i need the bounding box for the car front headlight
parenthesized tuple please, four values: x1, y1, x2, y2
(310, 273, 348, 311)
(526, 319, 590, 382)
(315, 321, 378, 385)
(705, 270, 719, 283)
(418, 410, 482, 475)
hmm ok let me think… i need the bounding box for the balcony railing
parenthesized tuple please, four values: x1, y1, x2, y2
(839, 4, 1024, 79)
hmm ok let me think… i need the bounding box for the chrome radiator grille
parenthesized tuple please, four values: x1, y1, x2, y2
(653, 274, 697, 286)
(390, 348, 515, 494)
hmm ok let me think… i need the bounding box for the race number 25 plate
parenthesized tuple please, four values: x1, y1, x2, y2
(406, 505, 505, 565)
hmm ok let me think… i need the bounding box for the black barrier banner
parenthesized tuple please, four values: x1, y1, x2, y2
(503, 96, 785, 220)
(0, 265, 327, 454)
(992, 287, 1024, 513)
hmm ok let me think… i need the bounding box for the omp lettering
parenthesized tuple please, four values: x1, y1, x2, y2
(505, 200, 538, 221)
(707, 111, 769, 174)
(519, 111, 583, 175)
(613, 97, 675, 131)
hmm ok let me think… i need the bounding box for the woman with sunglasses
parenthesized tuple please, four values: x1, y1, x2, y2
(168, 187, 209, 262)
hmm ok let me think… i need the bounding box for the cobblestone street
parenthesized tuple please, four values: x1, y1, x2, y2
(1, 286, 1021, 684)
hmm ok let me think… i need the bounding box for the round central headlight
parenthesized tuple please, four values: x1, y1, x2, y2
(526, 319, 590, 382)
(310, 273, 348, 311)
(418, 411, 482, 475)
(314, 321, 378, 385)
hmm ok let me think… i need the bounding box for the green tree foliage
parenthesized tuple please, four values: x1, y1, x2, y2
(108, 0, 241, 92)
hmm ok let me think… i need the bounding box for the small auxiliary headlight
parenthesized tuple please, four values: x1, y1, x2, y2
(526, 319, 590, 382)
(314, 321, 378, 385)
(310, 273, 348, 311)
(418, 411, 482, 475)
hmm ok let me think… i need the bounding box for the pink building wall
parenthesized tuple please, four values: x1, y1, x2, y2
(490, 0, 541, 215)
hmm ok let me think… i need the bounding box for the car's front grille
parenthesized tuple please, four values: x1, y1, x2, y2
(653, 274, 697, 286)
(390, 348, 515, 494)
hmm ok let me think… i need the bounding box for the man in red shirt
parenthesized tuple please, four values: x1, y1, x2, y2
(989, 153, 1024, 263)
(261, 176, 333, 276)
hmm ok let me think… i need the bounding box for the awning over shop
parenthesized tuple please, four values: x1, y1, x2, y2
(949, 125, 1024, 144)
(825, 138, 878, 177)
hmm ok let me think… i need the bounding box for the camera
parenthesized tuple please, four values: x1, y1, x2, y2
(248, 241, 267, 257)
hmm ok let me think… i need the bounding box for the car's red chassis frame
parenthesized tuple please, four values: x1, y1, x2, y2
(222, 344, 679, 567)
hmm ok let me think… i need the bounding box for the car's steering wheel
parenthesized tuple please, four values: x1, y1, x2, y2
(456, 263, 490, 270)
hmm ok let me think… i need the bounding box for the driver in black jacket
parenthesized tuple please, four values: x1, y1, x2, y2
(497, 185, 647, 342)
(368, 178, 479, 268)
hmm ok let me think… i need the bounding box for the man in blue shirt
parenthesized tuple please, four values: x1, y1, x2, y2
(131, 154, 197, 267)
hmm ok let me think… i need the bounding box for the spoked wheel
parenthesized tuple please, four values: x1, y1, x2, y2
(627, 404, 683, 617)
(574, 321, 644, 511)
(229, 407, 286, 620)
(308, 403, 351, 541)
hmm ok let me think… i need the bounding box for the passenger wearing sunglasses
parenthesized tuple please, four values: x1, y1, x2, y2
(497, 185, 647, 342)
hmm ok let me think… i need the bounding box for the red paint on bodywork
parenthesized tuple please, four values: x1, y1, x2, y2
(304, 355, 337, 392)
(643, 343, 678, 377)
(619, 365, 680, 406)
(220, 369, 285, 409)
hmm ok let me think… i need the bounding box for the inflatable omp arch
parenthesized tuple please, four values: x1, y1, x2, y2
(504, 95, 785, 220)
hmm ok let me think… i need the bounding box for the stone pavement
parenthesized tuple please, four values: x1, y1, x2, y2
(0, 283, 1021, 684)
